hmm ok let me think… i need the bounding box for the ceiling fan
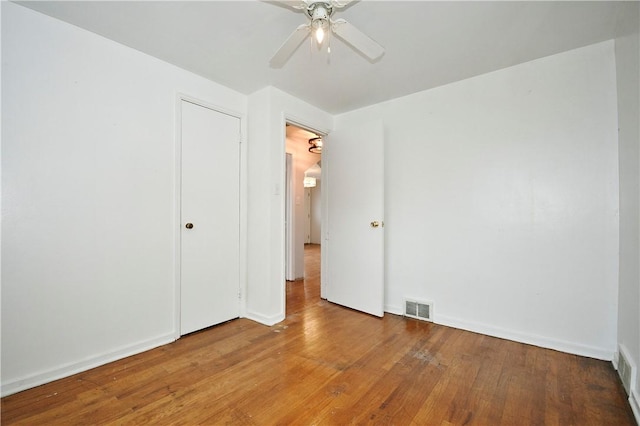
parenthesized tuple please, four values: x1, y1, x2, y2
(269, 0, 385, 68)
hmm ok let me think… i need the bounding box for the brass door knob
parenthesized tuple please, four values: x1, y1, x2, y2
(370, 221, 380, 228)
(185, 223, 194, 229)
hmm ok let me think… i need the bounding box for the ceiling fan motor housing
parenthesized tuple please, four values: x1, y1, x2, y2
(307, 2, 333, 22)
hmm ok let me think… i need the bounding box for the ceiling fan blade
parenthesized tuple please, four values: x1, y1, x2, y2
(269, 24, 310, 68)
(267, 0, 308, 10)
(331, 19, 384, 61)
(331, 0, 356, 8)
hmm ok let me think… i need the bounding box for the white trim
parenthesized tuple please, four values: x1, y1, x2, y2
(178, 93, 244, 121)
(285, 153, 294, 281)
(320, 125, 329, 300)
(173, 94, 183, 339)
(435, 313, 614, 360)
(238, 108, 248, 321)
(1, 333, 176, 397)
(245, 310, 285, 326)
(278, 113, 288, 321)
(320, 141, 329, 301)
(285, 117, 329, 138)
(630, 389, 640, 424)
(384, 304, 404, 316)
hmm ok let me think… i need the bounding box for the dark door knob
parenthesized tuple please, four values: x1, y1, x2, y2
(185, 223, 194, 229)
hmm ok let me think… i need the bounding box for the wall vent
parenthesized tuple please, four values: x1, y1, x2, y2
(404, 298, 433, 322)
(618, 345, 637, 396)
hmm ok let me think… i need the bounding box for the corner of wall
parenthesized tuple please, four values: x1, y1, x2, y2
(244, 310, 285, 327)
(245, 86, 333, 326)
(614, 0, 640, 409)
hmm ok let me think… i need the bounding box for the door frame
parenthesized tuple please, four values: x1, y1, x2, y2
(285, 153, 294, 281)
(281, 115, 330, 307)
(174, 93, 246, 339)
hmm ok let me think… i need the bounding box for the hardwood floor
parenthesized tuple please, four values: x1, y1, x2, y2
(2, 244, 635, 425)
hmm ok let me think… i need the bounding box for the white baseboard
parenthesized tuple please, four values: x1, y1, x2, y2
(244, 310, 284, 326)
(1, 333, 176, 397)
(384, 304, 403, 316)
(630, 390, 640, 424)
(435, 314, 614, 360)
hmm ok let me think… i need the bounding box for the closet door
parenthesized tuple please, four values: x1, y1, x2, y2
(180, 99, 240, 335)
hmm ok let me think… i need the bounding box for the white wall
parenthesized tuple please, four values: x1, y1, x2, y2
(310, 181, 322, 244)
(335, 41, 620, 360)
(615, 1, 640, 418)
(1, 3, 247, 396)
(246, 87, 332, 324)
(1, 0, 631, 401)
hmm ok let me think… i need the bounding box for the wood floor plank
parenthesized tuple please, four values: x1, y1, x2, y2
(1, 244, 636, 425)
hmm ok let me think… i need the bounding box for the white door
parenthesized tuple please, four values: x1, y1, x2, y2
(180, 100, 240, 335)
(325, 121, 384, 317)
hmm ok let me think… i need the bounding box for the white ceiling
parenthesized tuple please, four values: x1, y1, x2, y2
(17, 1, 628, 114)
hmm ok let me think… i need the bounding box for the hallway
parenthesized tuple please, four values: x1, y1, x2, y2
(286, 243, 321, 315)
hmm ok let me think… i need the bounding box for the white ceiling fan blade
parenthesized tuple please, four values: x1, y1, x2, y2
(267, 0, 308, 10)
(331, 0, 356, 8)
(269, 24, 310, 68)
(332, 18, 384, 61)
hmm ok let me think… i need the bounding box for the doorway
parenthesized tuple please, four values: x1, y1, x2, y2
(286, 244, 322, 314)
(282, 120, 385, 318)
(284, 123, 323, 307)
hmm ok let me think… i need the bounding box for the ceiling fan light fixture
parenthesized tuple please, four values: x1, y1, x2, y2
(312, 18, 328, 44)
(309, 137, 323, 154)
(310, 2, 331, 45)
(315, 25, 325, 44)
(269, 0, 385, 68)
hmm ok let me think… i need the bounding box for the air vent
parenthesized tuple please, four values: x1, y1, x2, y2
(404, 298, 433, 322)
(618, 345, 636, 395)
